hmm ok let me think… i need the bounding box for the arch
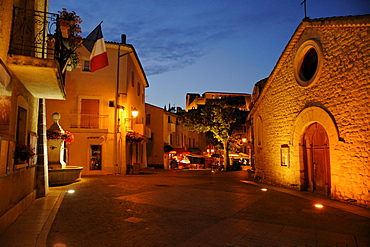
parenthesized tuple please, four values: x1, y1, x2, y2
(291, 106, 339, 147)
(256, 115, 263, 147)
(291, 106, 340, 195)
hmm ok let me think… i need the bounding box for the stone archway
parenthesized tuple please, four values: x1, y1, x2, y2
(291, 107, 340, 196)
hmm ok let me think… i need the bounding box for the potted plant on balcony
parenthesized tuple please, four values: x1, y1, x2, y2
(14, 144, 35, 167)
(58, 8, 83, 69)
(126, 131, 145, 143)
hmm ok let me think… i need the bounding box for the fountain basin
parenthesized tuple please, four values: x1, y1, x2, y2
(49, 166, 83, 186)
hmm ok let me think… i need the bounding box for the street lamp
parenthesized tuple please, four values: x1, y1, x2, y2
(125, 107, 139, 122)
(124, 107, 139, 131)
(131, 107, 139, 118)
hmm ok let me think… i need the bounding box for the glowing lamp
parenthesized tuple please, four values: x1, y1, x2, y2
(242, 138, 247, 143)
(67, 190, 75, 194)
(131, 107, 139, 118)
(261, 188, 267, 191)
(314, 204, 324, 208)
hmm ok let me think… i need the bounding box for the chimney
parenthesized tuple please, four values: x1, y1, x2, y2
(121, 34, 126, 44)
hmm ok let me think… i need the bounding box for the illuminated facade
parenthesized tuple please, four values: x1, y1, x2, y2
(186, 92, 251, 111)
(46, 39, 150, 175)
(146, 103, 206, 169)
(249, 15, 370, 207)
(0, 0, 66, 233)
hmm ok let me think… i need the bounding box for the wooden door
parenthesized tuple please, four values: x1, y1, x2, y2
(302, 123, 331, 195)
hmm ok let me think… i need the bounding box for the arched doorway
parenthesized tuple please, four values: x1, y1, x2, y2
(301, 123, 331, 196)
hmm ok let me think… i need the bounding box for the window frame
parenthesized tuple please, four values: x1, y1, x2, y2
(293, 39, 323, 87)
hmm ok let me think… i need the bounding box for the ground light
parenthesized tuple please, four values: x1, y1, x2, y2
(314, 204, 324, 208)
(67, 189, 75, 194)
(261, 188, 267, 191)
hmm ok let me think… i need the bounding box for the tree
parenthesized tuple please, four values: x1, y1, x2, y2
(179, 102, 239, 171)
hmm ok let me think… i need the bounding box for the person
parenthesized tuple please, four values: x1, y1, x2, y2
(218, 161, 224, 171)
(170, 158, 178, 169)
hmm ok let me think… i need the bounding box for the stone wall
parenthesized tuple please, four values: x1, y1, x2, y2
(251, 17, 370, 207)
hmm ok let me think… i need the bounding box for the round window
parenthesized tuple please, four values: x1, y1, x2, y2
(300, 48, 318, 81)
(294, 39, 322, 87)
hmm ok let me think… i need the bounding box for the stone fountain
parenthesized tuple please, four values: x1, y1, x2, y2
(47, 113, 83, 186)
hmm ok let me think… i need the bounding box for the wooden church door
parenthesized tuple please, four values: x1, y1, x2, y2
(302, 123, 331, 196)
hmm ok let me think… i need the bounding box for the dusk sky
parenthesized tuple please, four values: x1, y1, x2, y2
(49, 0, 369, 109)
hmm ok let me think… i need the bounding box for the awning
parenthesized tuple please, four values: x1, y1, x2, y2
(229, 153, 250, 159)
(186, 154, 206, 164)
(186, 154, 206, 158)
(211, 153, 223, 158)
(169, 148, 190, 154)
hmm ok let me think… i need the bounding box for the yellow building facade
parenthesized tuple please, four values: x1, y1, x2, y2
(249, 15, 370, 207)
(146, 103, 206, 169)
(0, 0, 66, 233)
(46, 40, 150, 175)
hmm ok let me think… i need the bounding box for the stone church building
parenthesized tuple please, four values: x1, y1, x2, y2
(249, 15, 369, 207)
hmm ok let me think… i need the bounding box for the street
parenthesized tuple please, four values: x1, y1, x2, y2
(46, 169, 370, 247)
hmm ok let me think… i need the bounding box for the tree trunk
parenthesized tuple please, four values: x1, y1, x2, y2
(223, 139, 231, 171)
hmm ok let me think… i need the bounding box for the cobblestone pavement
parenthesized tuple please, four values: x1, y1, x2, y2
(45, 169, 369, 247)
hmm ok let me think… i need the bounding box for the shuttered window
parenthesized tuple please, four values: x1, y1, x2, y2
(80, 99, 99, 128)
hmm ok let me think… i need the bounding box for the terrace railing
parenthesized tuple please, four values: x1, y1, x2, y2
(9, 6, 67, 71)
(69, 113, 109, 130)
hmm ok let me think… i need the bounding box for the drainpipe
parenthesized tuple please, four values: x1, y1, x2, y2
(114, 43, 121, 174)
(115, 35, 132, 174)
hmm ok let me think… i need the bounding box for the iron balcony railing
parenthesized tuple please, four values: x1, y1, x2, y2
(69, 114, 109, 130)
(9, 6, 68, 72)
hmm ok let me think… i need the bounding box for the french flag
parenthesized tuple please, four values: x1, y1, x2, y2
(83, 24, 109, 72)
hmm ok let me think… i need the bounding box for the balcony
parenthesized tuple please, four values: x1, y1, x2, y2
(69, 114, 109, 130)
(133, 124, 151, 138)
(7, 7, 67, 100)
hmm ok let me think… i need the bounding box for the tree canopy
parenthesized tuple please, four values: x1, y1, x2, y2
(179, 102, 246, 170)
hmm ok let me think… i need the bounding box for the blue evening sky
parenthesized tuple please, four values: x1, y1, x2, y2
(49, 0, 370, 109)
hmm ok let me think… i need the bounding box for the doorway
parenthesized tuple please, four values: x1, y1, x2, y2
(301, 123, 331, 195)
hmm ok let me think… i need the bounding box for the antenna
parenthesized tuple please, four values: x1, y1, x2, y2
(301, 0, 309, 20)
